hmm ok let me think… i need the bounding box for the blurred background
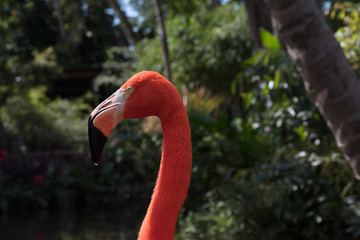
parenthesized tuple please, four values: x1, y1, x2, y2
(1, 0, 360, 239)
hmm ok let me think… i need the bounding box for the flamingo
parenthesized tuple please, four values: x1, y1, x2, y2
(88, 71, 192, 240)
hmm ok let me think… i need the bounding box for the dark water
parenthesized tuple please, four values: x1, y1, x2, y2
(0, 209, 142, 240)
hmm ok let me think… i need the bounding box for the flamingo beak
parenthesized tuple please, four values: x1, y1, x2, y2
(88, 86, 134, 164)
(88, 115, 108, 164)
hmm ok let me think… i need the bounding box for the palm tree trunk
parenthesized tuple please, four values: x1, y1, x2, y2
(265, 0, 360, 179)
(153, 0, 172, 82)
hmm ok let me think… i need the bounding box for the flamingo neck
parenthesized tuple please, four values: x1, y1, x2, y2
(137, 106, 192, 240)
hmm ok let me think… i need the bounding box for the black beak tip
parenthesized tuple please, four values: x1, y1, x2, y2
(90, 152, 102, 164)
(88, 116, 108, 165)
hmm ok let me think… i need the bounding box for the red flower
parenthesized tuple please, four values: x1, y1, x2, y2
(0, 150, 7, 162)
(33, 174, 43, 184)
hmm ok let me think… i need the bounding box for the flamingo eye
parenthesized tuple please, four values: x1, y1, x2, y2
(126, 86, 134, 94)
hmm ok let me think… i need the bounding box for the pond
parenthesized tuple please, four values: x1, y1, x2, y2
(0, 208, 143, 240)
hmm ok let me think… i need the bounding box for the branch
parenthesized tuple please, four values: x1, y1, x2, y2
(106, 0, 141, 45)
(153, 0, 172, 82)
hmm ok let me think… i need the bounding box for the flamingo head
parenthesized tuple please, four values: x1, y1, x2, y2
(88, 71, 177, 163)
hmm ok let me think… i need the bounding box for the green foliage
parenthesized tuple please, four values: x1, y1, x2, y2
(332, 2, 360, 75)
(175, 30, 360, 240)
(1, 1, 360, 239)
(260, 29, 282, 52)
(136, 38, 164, 74)
(172, 3, 252, 92)
(178, 109, 360, 239)
(134, 2, 252, 93)
(184, 87, 224, 115)
(0, 118, 162, 214)
(177, 152, 360, 240)
(93, 46, 138, 94)
(0, 87, 89, 151)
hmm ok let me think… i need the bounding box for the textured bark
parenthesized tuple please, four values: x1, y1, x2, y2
(106, 0, 140, 45)
(266, 0, 360, 179)
(315, 0, 323, 9)
(244, 0, 273, 48)
(153, 0, 172, 82)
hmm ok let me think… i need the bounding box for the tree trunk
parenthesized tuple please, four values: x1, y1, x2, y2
(315, 0, 322, 9)
(265, 0, 360, 179)
(106, 0, 140, 45)
(53, 0, 66, 41)
(244, 0, 273, 49)
(153, 0, 172, 82)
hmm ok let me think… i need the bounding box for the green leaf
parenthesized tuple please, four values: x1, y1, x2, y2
(244, 92, 254, 110)
(274, 69, 281, 89)
(243, 50, 265, 65)
(296, 125, 307, 141)
(262, 52, 271, 66)
(230, 79, 237, 95)
(260, 29, 282, 50)
(263, 85, 269, 96)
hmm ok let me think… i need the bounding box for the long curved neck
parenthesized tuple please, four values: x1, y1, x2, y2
(138, 106, 192, 240)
